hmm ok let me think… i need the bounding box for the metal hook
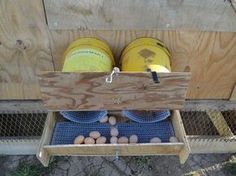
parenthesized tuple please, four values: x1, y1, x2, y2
(106, 67, 120, 83)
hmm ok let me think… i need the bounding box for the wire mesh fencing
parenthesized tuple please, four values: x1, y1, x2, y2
(0, 111, 47, 141)
(181, 109, 236, 140)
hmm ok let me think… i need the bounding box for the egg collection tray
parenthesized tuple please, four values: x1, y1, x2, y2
(51, 120, 175, 145)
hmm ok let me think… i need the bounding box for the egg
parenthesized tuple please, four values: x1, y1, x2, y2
(84, 137, 95, 144)
(73, 135, 85, 144)
(129, 135, 138, 144)
(108, 116, 117, 126)
(150, 137, 162, 143)
(110, 127, 119, 137)
(118, 136, 129, 144)
(96, 136, 107, 144)
(89, 131, 101, 139)
(169, 136, 178, 143)
(110, 136, 118, 144)
(99, 115, 108, 123)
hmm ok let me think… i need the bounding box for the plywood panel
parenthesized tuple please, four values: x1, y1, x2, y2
(0, 0, 54, 99)
(50, 30, 236, 99)
(44, 0, 236, 32)
(39, 72, 191, 111)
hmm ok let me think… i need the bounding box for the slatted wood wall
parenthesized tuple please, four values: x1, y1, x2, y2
(0, 0, 235, 100)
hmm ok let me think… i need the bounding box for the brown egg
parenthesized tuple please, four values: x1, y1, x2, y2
(129, 135, 138, 144)
(108, 116, 117, 126)
(110, 127, 119, 137)
(96, 136, 107, 144)
(73, 135, 85, 144)
(99, 115, 108, 123)
(84, 137, 95, 144)
(89, 131, 101, 139)
(110, 136, 118, 144)
(150, 137, 162, 143)
(118, 136, 129, 144)
(169, 136, 178, 143)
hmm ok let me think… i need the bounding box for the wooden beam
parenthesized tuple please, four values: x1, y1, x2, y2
(183, 100, 236, 111)
(0, 100, 46, 113)
(37, 112, 56, 167)
(44, 0, 236, 32)
(0, 139, 40, 155)
(207, 111, 234, 137)
(39, 72, 191, 111)
(230, 85, 236, 101)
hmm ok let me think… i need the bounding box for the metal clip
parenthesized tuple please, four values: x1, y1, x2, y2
(106, 67, 120, 83)
(115, 150, 119, 161)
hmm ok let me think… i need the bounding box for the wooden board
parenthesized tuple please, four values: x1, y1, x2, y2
(230, 84, 236, 101)
(0, 0, 54, 99)
(39, 72, 190, 111)
(49, 30, 236, 99)
(44, 0, 236, 32)
(206, 111, 234, 137)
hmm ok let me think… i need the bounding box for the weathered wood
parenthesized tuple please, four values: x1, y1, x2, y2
(207, 111, 234, 137)
(44, 0, 236, 32)
(39, 72, 191, 111)
(0, 100, 46, 113)
(183, 100, 236, 111)
(50, 30, 236, 99)
(44, 143, 184, 156)
(171, 110, 190, 164)
(230, 85, 236, 101)
(37, 112, 56, 167)
(188, 136, 236, 153)
(0, 139, 40, 155)
(0, 0, 54, 99)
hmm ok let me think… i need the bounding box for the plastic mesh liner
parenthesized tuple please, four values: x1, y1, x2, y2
(60, 111, 108, 123)
(122, 110, 171, 123)
(51, 120, 175, 145)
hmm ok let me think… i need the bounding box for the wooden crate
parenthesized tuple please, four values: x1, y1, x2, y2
(37, 110, 190, 167)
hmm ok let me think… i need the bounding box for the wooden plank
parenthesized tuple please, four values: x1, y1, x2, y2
(0, 0, 54, 99)
(171, 110, 190, 164)
(188, 136, 236, 153)
(39, 72, 191, 111)
(44, 143, 184, 156)
(50, 30, 236, 99)
(230, 85, 236, 101)
(44, 0, 236, 32)
(0, 100, 46, 113)
(183, 100, 236, 111)
(0, 139, 40, 155)
(37, 112, 56, 167)
(207, 111, 234, 137)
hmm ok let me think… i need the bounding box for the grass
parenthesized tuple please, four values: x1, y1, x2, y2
(224, 156, 236, 175)
(10, 156, 62, 176)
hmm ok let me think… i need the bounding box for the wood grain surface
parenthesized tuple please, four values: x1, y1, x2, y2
(0, 0, 54, 99)
(44, 0, 236, 32)
(49, 30, 236, 99)
(39, 72, 191, 111)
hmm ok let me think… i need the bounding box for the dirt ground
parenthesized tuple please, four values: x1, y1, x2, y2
(1, 154, 236, 176)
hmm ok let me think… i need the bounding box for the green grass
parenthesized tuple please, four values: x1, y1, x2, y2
(224, 156, 236, 175)
(11, 163, 41, 176)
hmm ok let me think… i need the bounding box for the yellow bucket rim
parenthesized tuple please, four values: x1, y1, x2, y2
(63, 37, 115, 66)
(121, 37, 171, 62)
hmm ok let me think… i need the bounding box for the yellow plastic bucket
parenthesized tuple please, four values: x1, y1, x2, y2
(121, 38, 171, 72)
(62, 38, 115, 72)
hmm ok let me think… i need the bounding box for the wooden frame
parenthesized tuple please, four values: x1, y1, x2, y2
(37, 110, 190, 167)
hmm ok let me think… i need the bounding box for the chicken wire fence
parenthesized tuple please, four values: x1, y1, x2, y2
(181, 110, 236, 137)
(0, 109, 235, 142)
(0, 111, 47, 141)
